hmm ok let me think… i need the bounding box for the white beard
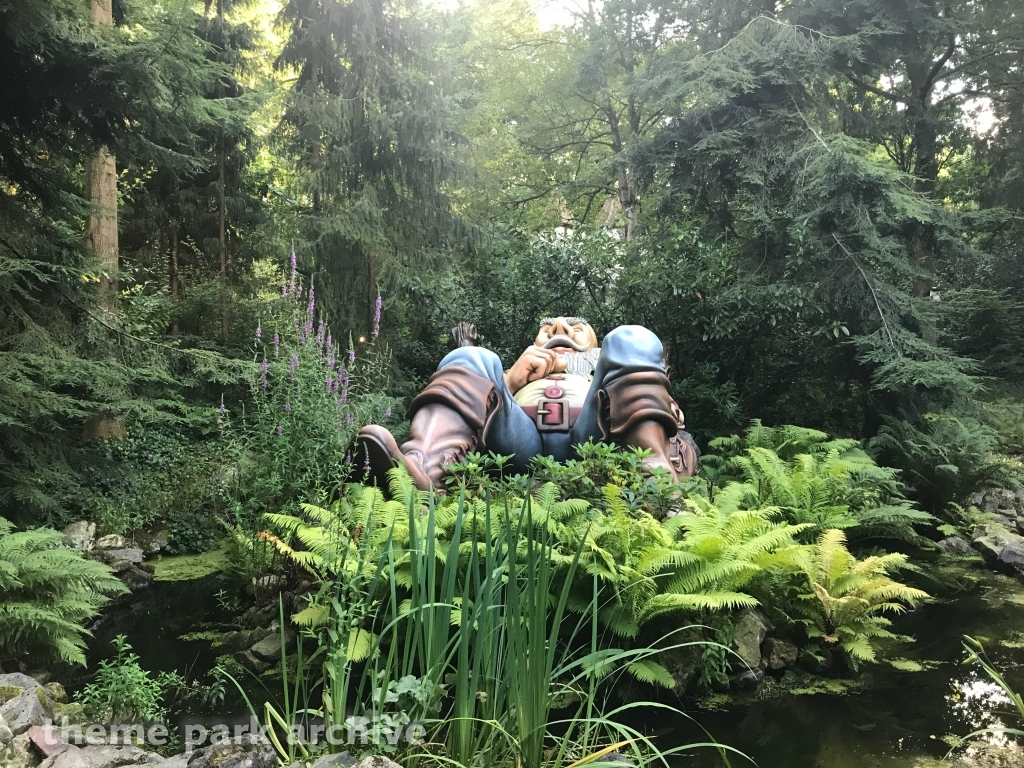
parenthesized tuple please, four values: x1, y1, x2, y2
(562, 347, 600, 377)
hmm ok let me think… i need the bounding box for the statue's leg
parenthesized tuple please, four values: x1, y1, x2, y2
(358, 347, 541, 491)
(572, 325, 699, 479)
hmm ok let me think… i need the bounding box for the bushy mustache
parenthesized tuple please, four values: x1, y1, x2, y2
(542, 334, 591, 352)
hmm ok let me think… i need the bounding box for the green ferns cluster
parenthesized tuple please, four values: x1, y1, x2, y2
(265, 437, 929, 677)
(0, 517, 127, 666)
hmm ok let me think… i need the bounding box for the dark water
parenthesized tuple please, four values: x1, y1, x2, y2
(65, 574, 229, 699)
(662, 563, 1024, 767)
(71, 562, 1024, 766)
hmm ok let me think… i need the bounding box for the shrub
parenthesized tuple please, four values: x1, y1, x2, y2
(230, 258, 400, 524)
(80, 635, 183, 723)
(790, 529, 928, 667)
(705, 420, 934, 544)
(0, 517, 127, 666)
(870, 412, 1024, 514)
(249, 473, 721, 768)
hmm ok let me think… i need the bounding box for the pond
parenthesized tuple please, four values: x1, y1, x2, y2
(664, 562, 1024, 767)
(71, 559, 1024, 767)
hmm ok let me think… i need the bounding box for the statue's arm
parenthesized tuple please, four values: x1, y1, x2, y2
(504, 345, 563, 394)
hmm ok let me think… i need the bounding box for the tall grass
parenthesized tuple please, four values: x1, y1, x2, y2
(235, 470, 744, 768)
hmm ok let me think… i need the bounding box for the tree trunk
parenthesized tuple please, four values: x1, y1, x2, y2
(905, 58, 939, 299)
(170, 220, 179, 336)
(87, 0, 117, 311)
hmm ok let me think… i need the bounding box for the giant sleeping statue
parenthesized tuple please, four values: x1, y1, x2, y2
(357, 316, 700, 491)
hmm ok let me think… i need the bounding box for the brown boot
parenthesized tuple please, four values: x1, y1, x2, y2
(596, 371, 699, 481)
(356, 366, 500, 492)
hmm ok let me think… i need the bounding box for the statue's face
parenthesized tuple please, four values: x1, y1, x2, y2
(534, 316, 598, 355)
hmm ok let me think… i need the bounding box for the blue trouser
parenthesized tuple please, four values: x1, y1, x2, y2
(433, 325, 668, 472)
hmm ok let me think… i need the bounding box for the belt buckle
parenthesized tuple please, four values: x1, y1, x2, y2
(535, 397, 571, 432)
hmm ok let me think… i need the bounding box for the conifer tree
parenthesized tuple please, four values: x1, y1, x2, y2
(275, 0, 464, 334)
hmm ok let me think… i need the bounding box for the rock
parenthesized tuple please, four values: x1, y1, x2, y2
(310, 755, 356, 768)
(26, 727, 61, 759)
(62, 522, 95, 553)
(130, 531, 167, 556)
(74, 745, 158, 768)
(37, 746, 85, 768)
(101, 550, 143, 565)
(0, 687, 52, 736)
(971, 524, 1023, 563)
(0, 732, 35, 768)
(0, 677, 41, 700)
(732, 609, 772, 672)
(232, 651, 269, 674)
(763, 638, 799, 670)
(938, 536, 977, 557)
(993, 514, 1018, 529)
(729, 666, 764, 691)
(249, 632, 294, 663)
(93, 535, 126, 550)
(998, 543, 1024, 576)
(185, 734, 275, 768)
(105, 561, 131, 575)
(352, 758, 402, 768)
(0, 714, 12, 745)
(119, 566, 153, 593)
(218, 631, 254, 654)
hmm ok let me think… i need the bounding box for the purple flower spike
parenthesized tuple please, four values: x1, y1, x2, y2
(289, 354, 299, 373)
(307, 283, 315, 317)
(333, 378, 339, 393)
(255, 324, 262, 343)
(345, 413, 353, 425)
(326, 334, 332, 349)
(372, 294, 382, 339)
(285, 401, 292, 413)
(289, 252, 297, 295)
(220, 403, 226, 418)
(326, 375, 333, 392)
(281, 281, 287, 296)
(345, 454, 351, 464)
(276, 425, 283, 436)
(274, 333, 280, 356)
(385, 407, 392, 419)
(261, 358, 269, 375)
(363, 456, 370, 471)
(348, 348, 355, 364)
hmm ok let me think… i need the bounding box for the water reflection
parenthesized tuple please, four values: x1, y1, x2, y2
(947, 671, 1014, 747)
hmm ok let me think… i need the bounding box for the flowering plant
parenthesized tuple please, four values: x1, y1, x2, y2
(233, 253, 400, 516)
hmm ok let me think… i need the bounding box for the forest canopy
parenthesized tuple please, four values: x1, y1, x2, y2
(1, 0, 1023, 527)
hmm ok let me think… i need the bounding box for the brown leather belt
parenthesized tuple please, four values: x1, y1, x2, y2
(521, 399, 582, 432)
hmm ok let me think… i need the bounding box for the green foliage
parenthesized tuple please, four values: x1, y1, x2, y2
(267, 455, 807, 669)
(245, 469, 730, 768)
(0, 517, 127, 666)
(229, 267, 400, 523)
(790, 529, 928, 667)
(870, 413, 1024, 515)
(705, 420, 934, 544)
(80, 635, 184, 724)
(532, 440, 696, 519)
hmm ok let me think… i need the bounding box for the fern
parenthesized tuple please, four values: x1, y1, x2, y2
(791, 529, 929, 666)
(706, 420, 934, 543)
(0, 517, 127, 666)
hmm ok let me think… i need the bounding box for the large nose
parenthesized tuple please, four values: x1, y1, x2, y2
(550, 317, 572, 336)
